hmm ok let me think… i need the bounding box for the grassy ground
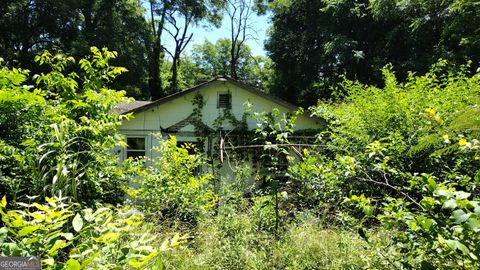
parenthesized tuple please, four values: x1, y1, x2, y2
(153, 207, 390, 270)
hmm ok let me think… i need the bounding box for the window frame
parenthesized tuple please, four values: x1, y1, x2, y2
(217, 92, 232, 109)
(125, 136, 147, 160)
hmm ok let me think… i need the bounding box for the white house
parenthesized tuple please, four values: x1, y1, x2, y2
(114, 76, 324, 184)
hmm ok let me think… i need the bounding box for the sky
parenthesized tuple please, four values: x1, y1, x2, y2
(161, 9, 271, 58)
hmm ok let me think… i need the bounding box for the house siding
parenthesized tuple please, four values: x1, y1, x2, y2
(117, 79, 323, 182)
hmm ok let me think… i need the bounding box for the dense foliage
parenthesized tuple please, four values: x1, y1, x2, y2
(264, 0, 480, 106)
(0, 48, 130, 205)
(3, 0, 480, 105)
(1, 42, 479, 268)
(126, 136, 217, 224)
(0, 50, 189, 269)
(159, 199, 385, 269)
(0, 196, 187, 269)
(159, 39, 273, 92)
(291, 62, 480, 269)
(190, 38, 273, 90)
(0, 0, 150, 98)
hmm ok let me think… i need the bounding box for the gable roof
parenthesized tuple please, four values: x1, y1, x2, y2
(118, 75, 302, 115)
(114, 100, 151, 114)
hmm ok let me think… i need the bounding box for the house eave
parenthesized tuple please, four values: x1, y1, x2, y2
(119, 75, 326, 126)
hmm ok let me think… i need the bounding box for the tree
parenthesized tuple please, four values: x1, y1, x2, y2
(77, 0, 150, 99)
(265, 0, 480, 106)
(146, 0, 226, 99)
(163, 0, 225, 93)
(0, 0, 150, 99)
(226, 0, 255, 79)
(189, 38, 273, 89)
(0, 0, 80, 68)
(146, 0, 168, 100)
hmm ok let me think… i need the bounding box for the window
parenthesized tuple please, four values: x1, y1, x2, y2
(126, 137, 145, 159)
(217, 92, 231, 109)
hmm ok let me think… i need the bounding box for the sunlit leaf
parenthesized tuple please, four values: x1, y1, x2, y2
(65, 258, 81, 270)
(18, 225, 41, 237)
(72, 213, 83, 232)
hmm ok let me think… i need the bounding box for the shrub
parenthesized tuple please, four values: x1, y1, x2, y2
(0, 48, 130, 205)
(127, 136, 217, 224)
(304, 61, 480, 268)
(0, 196, 182, 269)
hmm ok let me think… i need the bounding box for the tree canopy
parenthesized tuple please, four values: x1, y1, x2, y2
(1, 0, 479, 104)
(0, 0, 150, 98)
(189, 38, 272, 89)
(265, 0, 480, 106)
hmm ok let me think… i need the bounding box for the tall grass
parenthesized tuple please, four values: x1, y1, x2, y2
(157, 201, 386, 269)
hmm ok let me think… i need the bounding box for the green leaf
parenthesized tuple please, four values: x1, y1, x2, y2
(11, 219, 24, 227)
(82, 208, 94, 222)
(422, 219, 434, 231)
(426, 177, 437, 191)
(409, 221, 417, 231)
(0, 196, 6, 208)
(25, 237, 39, 245)
(445, 239, 470, 255)
(18, 225, 41, 237)
(81, 252, 100, 268)
(466, 216, 480, 232)
(0, 227, 8, 245)
(454, 191, 471, 200)
(43, 258, 54, 266)
(61, 233, 74, 241)
(65, 258, 81, 270)
(2, 243, 21, 256)
(475, 204, 480, 216)
(48, 240, 66, 255)
(363, 205, 373, 216)
(33, 203, 48, 211)
(442, 199, 457, 209)
(434, 189, 453, 199)
(452, 209, 470, 224)
(72, 213, 83, 232)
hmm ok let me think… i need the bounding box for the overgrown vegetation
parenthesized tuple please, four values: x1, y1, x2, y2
(0, 48, 130, 205)
(0, 196, 178, 269)
(1, 48, 479, 269)
(126, 136, 217, 225)
(304, 61, 480, 269)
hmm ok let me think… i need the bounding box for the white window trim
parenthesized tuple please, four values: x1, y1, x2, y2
(121, 133, 152, 166)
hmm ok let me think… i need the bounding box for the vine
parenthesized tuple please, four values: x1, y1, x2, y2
(191, 92, 211, 138)
(190, 93, 254, 190)
(188, 92, 317, 194)
(190, 92, 250, 147)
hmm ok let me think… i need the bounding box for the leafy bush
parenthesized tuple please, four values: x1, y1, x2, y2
(299, 61, 480, 207)
(0, 48, 130, 205)
(127, 136, 217, 224)
(0, 196, 182, 269)
(301, 62, 480, 268)
(314, 61, 479, 177)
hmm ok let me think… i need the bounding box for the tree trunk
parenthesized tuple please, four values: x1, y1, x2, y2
(169, 50, 180, 93)
(148, 2, 167, 100)
(149, 43, 163, 100)
(81, 0, 95, 45)
(230, 46, 238, 79)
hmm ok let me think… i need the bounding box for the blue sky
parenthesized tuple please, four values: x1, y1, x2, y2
(161, 10, 271, 57)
